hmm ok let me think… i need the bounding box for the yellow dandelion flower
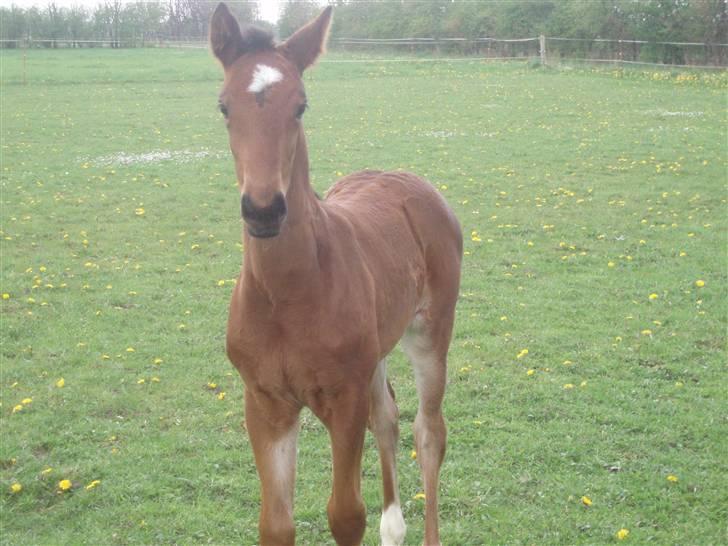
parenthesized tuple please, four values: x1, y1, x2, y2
(126, 347, 135, 352)
(137, 378, 145, 385)
(56, 378, 65, 388)
(410, 450, 417, 460)
(12, 404, 23, 413)
(151, 376, 160, 383)
(526, 369, 535, 376)
(616, 528, 629, 540)
(153, 358, 163, 365)
(218, 392, 226, 401)
(641, 329, 652, 336)
(516, 348, 529, 359)
(217, 280, 225, 286)
(2, 293, 10, 300)
(607, 261, 615, 268)
(41, 467, 53, 476)
(85, 480, 101, 490)
(648, 293, 658, 300)
(207, 382, 218, 389)
(101, 354, 110, 360)
(134, 208, 145, 216)
(21, 398, 32, 405)
(58, 479, 72, 492)
(667, 474, 678, 482)
(10, 483, 22, 494)
(581, 495, 592, 506)
(695, 280, 705, 288)
(413, 492, 426, 500)
(563, 383, 575, 389)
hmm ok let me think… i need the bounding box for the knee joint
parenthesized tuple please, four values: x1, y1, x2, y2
(259, 521, 294, 546)
(328, 498, 366, 546)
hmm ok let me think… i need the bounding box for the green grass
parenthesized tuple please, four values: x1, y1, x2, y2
(1, 48, 726, 545)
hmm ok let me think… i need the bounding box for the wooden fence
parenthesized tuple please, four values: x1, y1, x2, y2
(3, 36, 726, 71)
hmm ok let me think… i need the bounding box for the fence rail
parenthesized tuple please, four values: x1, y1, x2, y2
(0, 38, 137, 48)
(333, 36, 727, 47)
(332, 35, 728, 68)
(3, 35, 727, 69)
(546, 37, 728, 47)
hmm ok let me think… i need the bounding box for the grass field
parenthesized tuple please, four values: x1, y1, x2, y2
(1, 48, 726, 545)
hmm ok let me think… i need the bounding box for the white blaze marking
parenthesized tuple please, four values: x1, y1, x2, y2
(247, 64, 283, 94)
(380, 503, 406, 546)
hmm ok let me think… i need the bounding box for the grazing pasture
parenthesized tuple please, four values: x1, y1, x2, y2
(1, 48, 726, 545)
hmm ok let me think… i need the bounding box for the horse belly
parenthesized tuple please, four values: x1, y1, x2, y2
(326, 173, 442, 357)
(354, 221, 426, 357)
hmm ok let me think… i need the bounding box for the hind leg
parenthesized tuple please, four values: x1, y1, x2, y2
(401, 308, 454, 546)
(369, 358, 406, 545)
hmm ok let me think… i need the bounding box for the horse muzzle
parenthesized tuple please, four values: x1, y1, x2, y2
(241, 192, 287, 239)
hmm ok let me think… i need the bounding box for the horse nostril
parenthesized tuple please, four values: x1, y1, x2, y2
(241, 192, 287, 224)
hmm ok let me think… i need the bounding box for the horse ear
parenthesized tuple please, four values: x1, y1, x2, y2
(280, 6, 333, 72)
(210, 2, 242, 68)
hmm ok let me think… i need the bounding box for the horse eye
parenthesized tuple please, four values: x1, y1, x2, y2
(218, 102, 228, 118)
(295, 102, 307, 120)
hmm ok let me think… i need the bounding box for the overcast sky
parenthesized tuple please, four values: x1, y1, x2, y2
(0, 0, 283, 23)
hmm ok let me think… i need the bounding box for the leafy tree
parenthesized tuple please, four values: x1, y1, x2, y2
(67, 5, 90, 43)
(278, 0, 321, 39)
(0, 5, 28, 43)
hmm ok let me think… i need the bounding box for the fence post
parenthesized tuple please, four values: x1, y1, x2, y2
(22, 37, 27, 85)
(540, 34, 547, 66)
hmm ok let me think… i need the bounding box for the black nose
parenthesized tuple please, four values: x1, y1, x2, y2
(241, 192, 287, 238)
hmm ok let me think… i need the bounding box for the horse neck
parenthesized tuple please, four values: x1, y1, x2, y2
(243, 130, 322, 298)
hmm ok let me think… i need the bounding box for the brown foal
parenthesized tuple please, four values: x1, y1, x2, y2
(210, 4, 462, 545)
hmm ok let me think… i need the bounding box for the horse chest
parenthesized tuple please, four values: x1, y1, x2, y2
(227, 294, 377, 401)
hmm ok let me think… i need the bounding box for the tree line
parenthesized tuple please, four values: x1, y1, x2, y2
(2, 0, 726, 64)
(0, 0, 262, 46)
(325, 0, 726, 43)
(284, 0, 726, 65)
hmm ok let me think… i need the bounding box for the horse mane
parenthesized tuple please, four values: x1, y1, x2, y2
(240, 25, 275, 53)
